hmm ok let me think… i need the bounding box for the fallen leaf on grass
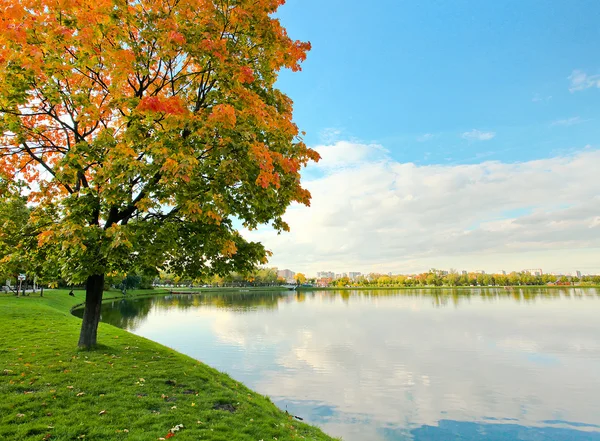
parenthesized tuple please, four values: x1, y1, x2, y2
(76, 392, 85, 397)
(170, 424, 184, 432)
(98, 410, 106, 415)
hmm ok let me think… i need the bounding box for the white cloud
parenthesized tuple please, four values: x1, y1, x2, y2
(551, 116, 588, 126)
(243, 142, 600, 275)
(461, 129, 496, 141)
(417, 133, 435, 142)
(568, 69, 600, 92)
(312, 140, 388, 169)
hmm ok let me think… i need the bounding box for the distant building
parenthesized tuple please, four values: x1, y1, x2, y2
(316, 277, 332, 287)
(349, 272, 361, 280)
(277, 269, 295, 282)
(461, 270, 468, 276)
(317, 271, 335, 279)
(475, 270, 486, 275)
(524, 269, 543, 276)
(574, 270, 582, 278)
(500, 270, 507, 275)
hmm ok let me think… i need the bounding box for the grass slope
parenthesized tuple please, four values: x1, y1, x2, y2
(0, 290, 336, 441)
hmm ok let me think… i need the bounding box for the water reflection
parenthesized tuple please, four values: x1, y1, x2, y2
(89, 288, 600, 441)
(407, 419, 600, 440)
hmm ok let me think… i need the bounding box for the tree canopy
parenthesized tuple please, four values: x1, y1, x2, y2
(0, 0, 317, 346)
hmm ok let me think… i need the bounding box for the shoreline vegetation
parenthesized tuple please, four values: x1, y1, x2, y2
(0, 289, 337, 441)
(152, 268, 600, 292)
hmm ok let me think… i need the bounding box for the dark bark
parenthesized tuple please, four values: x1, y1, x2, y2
(40, 286, 44, 297)
(78, 274, 105, 348)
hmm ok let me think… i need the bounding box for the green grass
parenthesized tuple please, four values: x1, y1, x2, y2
(0, 290, 337, 441)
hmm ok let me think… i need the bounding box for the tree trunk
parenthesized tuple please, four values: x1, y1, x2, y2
(40, 286, 44, 297)
(78, 274, 105, 349)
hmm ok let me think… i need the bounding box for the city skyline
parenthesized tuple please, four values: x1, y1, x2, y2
(275, 266, 589, 279)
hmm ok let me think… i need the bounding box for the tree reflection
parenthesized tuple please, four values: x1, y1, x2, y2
(92, 287, 599, 331)
(97, 291, 287, 330)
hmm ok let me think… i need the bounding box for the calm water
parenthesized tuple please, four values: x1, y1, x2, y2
(91, 288, 600, 440)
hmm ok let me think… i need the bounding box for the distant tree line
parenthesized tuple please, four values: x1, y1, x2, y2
(320, 270, 600, 288)
(154, 267, 285, 288)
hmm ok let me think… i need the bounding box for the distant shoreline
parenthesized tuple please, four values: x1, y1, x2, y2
(161, 285, 600, 293)
(295, 284, 600, 291)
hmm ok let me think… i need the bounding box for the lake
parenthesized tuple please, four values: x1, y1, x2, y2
(91, 288, 600, 440)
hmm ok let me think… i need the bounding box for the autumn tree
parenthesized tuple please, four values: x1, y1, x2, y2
(293, 272, 306, 285)
(0, 0, 317, 347)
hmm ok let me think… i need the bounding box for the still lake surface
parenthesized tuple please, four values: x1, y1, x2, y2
(95, 288, 600, 440)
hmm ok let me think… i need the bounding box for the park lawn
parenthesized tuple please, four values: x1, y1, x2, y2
(0, 290, 337, 441)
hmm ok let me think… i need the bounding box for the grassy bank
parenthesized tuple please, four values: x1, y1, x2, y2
(0, 290, 336, 441)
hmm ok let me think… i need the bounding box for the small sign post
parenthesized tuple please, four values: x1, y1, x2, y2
(17, 274, 25, 296)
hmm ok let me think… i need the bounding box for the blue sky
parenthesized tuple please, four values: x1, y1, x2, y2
(276, 0, 600, 165)
(243, 1, 600, 275)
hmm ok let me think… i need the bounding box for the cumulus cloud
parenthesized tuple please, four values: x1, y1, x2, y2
(461, 129, 496, 141)
(243, 142, 600, 274)
(568, 69, 600, 92)
(311, 140, 388, 169)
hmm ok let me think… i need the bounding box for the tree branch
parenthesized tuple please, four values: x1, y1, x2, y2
(21, 143, 73, 194)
